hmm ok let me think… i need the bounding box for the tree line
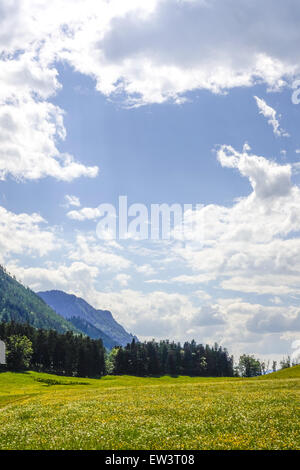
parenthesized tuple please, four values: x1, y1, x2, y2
(1, 321, 287, 378)
(0, 321, 106, 377)
(107, 339, 234, 377)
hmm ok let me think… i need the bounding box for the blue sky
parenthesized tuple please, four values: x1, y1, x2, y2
(5, 73, 299, 220)
(1, 0, 300, 362)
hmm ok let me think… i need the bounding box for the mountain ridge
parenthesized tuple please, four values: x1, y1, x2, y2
(37, 290, 137, 347)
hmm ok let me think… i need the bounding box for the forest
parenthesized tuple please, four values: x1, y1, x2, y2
(0, 321, 237, 378)
(0, 321, 106, 377)
(109, 338, 234, 377)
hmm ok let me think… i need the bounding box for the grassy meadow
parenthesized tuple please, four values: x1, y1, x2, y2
(0, 367, 299, 450)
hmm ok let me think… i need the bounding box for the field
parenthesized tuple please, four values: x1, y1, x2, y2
(0, 367, 299, 450)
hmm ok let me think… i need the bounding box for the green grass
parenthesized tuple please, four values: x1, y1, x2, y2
(0, 367, 299, 450)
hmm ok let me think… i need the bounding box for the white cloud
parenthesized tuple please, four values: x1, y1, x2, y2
(115, 273, 131, 287)
(193, 290, 212, 301)
(89, 0, 300, 104)
(0, 52, 60, 102)
(217, 144, 292, 200)
(192, 305, 225, 327)
(166, 144, 300, 308)
(0, 5, 101, 182)
(270, 297, 283, 305)
(64, 195, 81, 208)
(8, 261, 99, 294)
(67, 207, 102, 221)
(136, 264, 157, 276)
(0, 205, 56, 263)
(0, 98, 99, 181)
(1, 0, 300, 111)
(85, 288, 198, 339)
(0, 48, 99, 182)
(246, 306, 300, 334)
(254, 96, 289, 137)
(144, 279, 170, 285)
(171, 274, 214, 284)
(68, 234, 132, 271)
(221, 274, 300, 296)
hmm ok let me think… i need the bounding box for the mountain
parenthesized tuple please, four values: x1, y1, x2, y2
(0, 265, 136, 349)
(67, 316, 117, 350)
(0, 265, 78, 333)
(37, 290, 137, 347)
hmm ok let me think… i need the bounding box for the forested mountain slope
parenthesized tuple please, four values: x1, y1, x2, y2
(0, 266, 77, 333)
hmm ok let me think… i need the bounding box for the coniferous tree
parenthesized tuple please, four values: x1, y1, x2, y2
(0, 321, 106, 377)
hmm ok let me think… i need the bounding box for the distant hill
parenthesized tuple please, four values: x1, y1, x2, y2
(37, 290, 137, 347)
(0, 265, 78, 334)
(257, 365, 300, 379)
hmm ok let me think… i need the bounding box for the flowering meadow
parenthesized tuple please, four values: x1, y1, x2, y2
(0, 367, 299, 450)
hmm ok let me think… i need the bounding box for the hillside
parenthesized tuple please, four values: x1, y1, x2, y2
(0, 266, 78, 334)
(257, 365, 300, 380)
(67, 316, 117, 350)
(38, 290, 137, 347)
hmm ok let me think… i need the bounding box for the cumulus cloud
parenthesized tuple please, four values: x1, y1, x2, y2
(192, 305, 225, 327)
(247, 308, 300, 334)
(85, 288, 198, 339)
(1, 0, 300, 111)
(0, 98, 99, 181)
(217, 144, 292, 200)
(95, 0, 300, 104)
(0, 52, 60, 102)
(0, 205, 57, 262)
(168, 143, 300, 307)
(0, 5, 100, 181)
(0, 51, 98, 181)
(8, 261, 99, 294)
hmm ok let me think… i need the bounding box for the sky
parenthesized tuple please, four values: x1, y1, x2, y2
(1, 0, 300, 362)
